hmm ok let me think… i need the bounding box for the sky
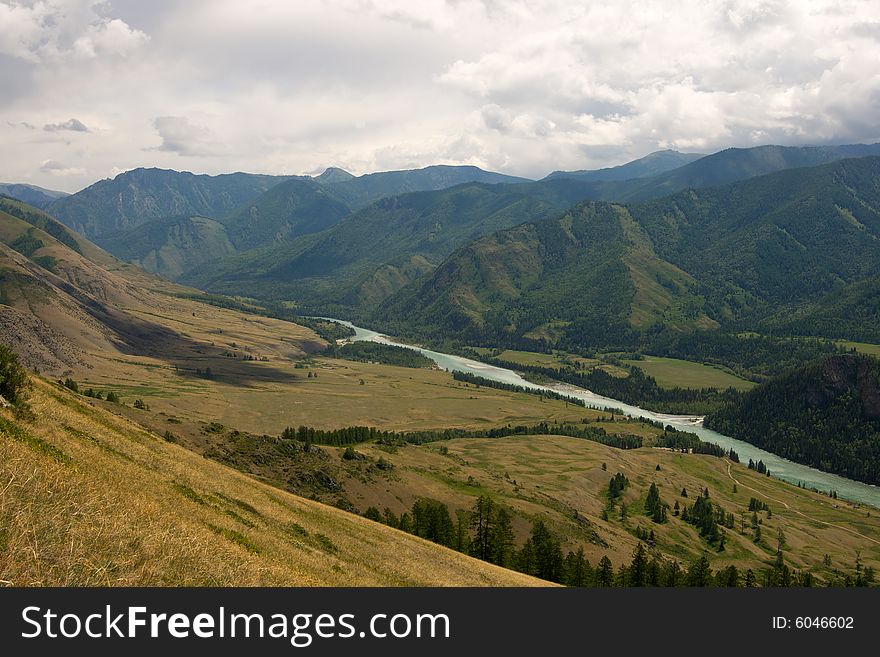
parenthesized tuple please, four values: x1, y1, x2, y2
(1, 0, 879, 192)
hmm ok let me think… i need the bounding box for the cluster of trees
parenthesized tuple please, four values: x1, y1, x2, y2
(645, 483, 668, 523)
(681, 489, 733, 548)
(451, 370, 587, 407)
(706, 355, 880, 485)
(655, 429, 739, 460)
(362, 495, 859, 586)
(645, 331, 845, 382)
(281, 421, 643, 450)
(747, 458, 770, 474)
(468, 354, 741, 415)
(60, 378, 121, 404)
(328, 341, 434, 368)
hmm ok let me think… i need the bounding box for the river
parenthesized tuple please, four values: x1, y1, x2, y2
(330, 319, 880, 508)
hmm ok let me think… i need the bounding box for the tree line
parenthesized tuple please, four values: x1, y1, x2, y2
(281, 420, 644, 450)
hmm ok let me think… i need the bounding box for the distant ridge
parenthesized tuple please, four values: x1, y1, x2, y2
(543, 150, 705, 182)
(0, 183, 69, 209)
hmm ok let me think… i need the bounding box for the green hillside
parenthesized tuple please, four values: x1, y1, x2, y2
(183, 180, 599, 311)
(705, 354, 880, 485)
(376, 157, 880, 350)
(220, 177, 352, 250)
(101, 215, 236, 280)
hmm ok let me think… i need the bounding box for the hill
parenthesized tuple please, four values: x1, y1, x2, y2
(0, 197, 327, 377)
(47, 168, 292, 241)
(0, 374, 539, 586)
(0, 184, 68, 209)
(220, 177, 353, 250)
(544, 150, 704, 182)
(705, 354, 880, 485)
(100, 215, 236, 280)
(183, 179, 600, 311)
(376, 157, 880, 349)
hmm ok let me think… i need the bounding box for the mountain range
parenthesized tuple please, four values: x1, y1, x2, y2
(6, 142, 880, 350)
(377, 156, 880, 349)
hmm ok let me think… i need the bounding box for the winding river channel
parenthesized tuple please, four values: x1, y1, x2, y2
(331, 319, 880, 508)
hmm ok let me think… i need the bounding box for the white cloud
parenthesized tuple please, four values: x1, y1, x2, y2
(0, 1, 148, 63)
(0, 0, 878, 191)
(40, 159, 85, 176)
(152, 116, 225, 157)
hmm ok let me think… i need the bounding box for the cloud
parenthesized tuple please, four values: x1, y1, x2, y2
(0, 1, 148, 63)
(39, 159, 85, 176)
(1, 0, 879, 191)
(44, 118, 89, 132)
(152, 116, 224, 157)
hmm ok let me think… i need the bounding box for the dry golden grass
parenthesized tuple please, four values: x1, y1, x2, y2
(0, 377, 544, 587)
(348, 434, 880, 579)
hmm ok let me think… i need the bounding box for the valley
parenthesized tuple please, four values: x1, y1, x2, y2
(4, 143, 880, 588)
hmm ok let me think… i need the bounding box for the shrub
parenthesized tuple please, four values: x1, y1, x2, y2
(0, 345, 30, 405)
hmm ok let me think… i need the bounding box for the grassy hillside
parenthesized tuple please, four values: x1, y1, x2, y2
(117, 379, 880, 585)
(0, 376, 540, 586)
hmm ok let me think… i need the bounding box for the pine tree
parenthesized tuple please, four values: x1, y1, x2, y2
(687, 554, 712, 587)
(490, 507, 515, 566)
(468, 496, 495, 560)
(664, 560, 681, 587)
(629, 542, 648, 587)
(597, 555, 614, 587)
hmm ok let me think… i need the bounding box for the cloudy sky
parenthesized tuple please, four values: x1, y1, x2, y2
(1, 0, 879, 192)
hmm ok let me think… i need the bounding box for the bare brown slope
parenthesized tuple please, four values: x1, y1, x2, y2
(0, 203, 323, 378)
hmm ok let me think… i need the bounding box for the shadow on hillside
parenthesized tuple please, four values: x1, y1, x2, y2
(59, 279, 311, 387)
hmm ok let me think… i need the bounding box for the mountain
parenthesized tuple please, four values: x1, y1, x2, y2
(47, 168, 292, 241)
(314, 166, 356, 184)
(705, 354, 880, 485)
(99, 215, 236, 280)
(608, 143, 880, 202)
(376, 200, 712, 345)
(49, 164, 533, 281)
(543, 150, 705, 182)
(376, 156, 880, 348)
(220, 177, 352, 250)
(319, 164, 532, 210)
(182, 178, 601, 311)
(0, 183, 69, 209)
